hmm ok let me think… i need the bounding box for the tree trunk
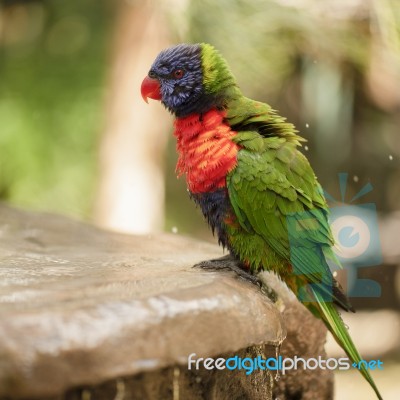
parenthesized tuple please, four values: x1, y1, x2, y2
(94, 0, 172, 234)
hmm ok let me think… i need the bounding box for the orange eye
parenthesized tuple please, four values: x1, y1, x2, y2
(173, 69, 184, 79)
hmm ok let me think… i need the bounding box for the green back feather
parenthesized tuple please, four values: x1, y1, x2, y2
(200, 43, 237, 97)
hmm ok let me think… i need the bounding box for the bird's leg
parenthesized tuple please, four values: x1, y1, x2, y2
(193, 254, 262, 287)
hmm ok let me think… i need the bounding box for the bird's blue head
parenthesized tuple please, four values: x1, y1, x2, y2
(142, 43, 238, 117)
(141, 44, 208, 116)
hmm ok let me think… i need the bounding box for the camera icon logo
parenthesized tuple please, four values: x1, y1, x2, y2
(329, 204, 381, 267)
(287, 173, 382, 301)
(331, 214, 370, 259)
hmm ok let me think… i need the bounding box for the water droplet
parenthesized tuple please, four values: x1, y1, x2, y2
(81, 390, 91, 400)
(353, 175, 359, 182)
(173, 367, 180, 400)
(274, 344, 281, 381)
(115, 380, 126, 400)
(304, 145, 309, 151)
(305, 123, 309, 128)
(344, 324, 349, 330)
(171, 226, 178, 234)
(389, 155, 393, 161)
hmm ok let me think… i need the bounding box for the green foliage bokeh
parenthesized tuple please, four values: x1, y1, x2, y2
(1, 0, 399, 233)
(0, 0, 112, 218)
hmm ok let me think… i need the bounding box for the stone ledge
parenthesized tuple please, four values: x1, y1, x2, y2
(0, 205, 286, 398)
(0, 204, 331, 399)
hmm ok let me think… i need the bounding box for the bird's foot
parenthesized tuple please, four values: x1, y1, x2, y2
(193, 254, 261, 287)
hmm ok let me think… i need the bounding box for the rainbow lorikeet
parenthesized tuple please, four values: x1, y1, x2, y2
(141, 43, 382, 399)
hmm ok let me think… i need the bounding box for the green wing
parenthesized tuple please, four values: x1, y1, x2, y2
(228, 131, 333, 252)
(227, 131, 348, 307)
(226, 96, 303, 144)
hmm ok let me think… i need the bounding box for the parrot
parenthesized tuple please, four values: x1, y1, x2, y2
(141, 43, 382, 399)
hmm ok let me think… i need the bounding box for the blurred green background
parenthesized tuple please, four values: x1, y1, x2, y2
(0, 0, 113, 218)
(1, 0, 399, 234)
(1, 1, 400, 398)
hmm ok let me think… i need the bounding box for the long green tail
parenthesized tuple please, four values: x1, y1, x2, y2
(311, 288, 383, 400)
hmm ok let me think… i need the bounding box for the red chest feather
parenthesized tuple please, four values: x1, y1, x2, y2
(173, 109, 239, 193)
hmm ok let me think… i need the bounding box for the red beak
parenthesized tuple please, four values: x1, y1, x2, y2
(141, 76, 162, 103)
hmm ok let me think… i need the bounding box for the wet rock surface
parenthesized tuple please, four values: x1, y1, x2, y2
(0, 204, 332, 399)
